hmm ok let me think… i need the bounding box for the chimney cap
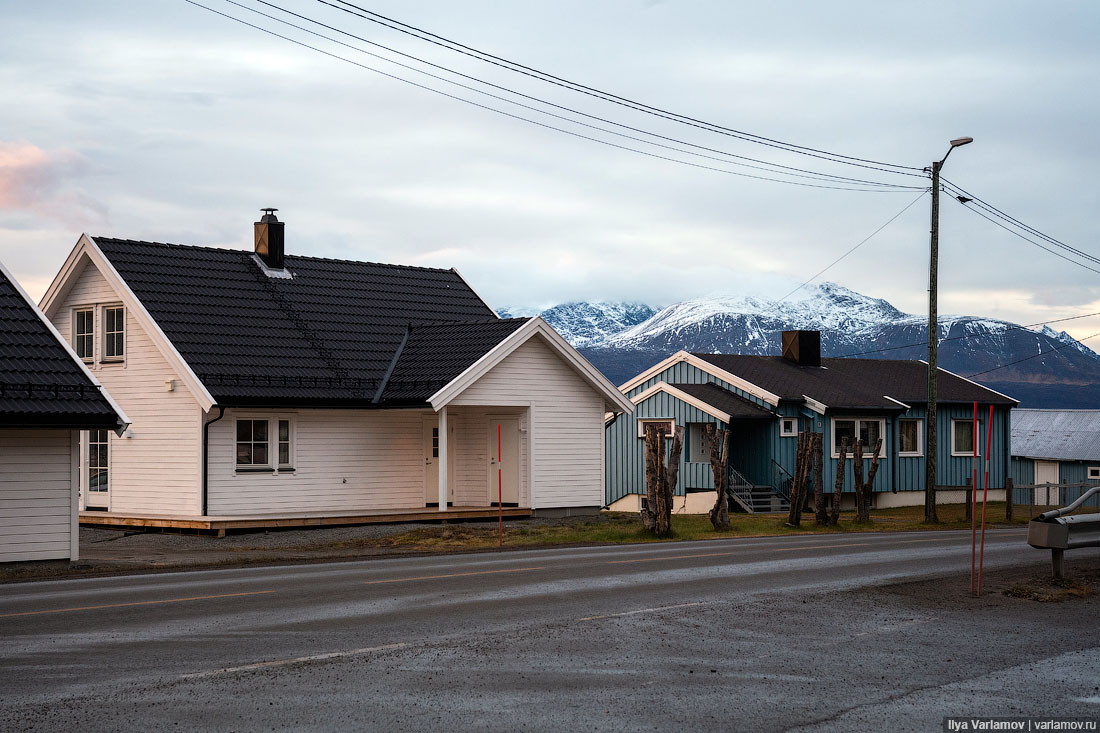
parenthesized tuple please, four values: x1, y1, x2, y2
(259, 207, 279, 223)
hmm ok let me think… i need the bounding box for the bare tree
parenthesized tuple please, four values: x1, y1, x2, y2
(641, 424, 685, 536)
(852, 438, 883, 523)
(831, 438, 848, 526)
(813, 432, 827, 525)
(704, 424, 731, 530)
(787, 432, 821, 527)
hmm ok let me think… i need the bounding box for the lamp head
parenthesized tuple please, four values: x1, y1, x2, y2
(949, 136, 974, 148)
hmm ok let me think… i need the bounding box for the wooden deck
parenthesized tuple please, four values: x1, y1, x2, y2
(79, 506, 532, 533)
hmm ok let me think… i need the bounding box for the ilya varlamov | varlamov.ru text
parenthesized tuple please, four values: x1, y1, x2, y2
(944, 719, 1097, 732)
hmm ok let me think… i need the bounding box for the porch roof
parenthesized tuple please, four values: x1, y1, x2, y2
(669, 382, 776, 420)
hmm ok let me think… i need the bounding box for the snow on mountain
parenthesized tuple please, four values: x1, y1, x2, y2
(498, 301, 655, 347)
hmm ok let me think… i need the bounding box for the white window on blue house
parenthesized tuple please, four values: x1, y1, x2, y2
(780, 418, 797, 437)
(638, 419, 674, 438)
(951, 419, 981, 457)
(898, 419, 922, 456)
(1088, 466, 1100, 480)
(831, 418, 886, 458)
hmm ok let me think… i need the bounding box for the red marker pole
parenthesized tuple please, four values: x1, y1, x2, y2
(498, 423, 503, 547)
(978, 404, 993, 595)
(971, 401, 978, 593)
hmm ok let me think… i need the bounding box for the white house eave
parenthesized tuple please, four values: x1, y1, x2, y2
(631, 381, 732, 424)
(917, 359, 1019, 405)
(883, 395, 912, 410)
(802, 395, 827, 415)
(0, 255, 132, 434)
(429, 317, 635, 413)
(42, 234, 216, 412)
(617, 350, 781, 407)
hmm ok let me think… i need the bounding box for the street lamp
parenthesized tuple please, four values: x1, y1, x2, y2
(926, 135, 974, 523)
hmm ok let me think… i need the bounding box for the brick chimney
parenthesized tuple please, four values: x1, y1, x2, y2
(781, 330, 821, 367)
(254, 208, 285, 270)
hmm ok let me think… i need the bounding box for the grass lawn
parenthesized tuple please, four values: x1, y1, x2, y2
(326, 501, 1040, 554)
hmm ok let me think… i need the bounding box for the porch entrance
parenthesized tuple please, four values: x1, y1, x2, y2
(1035, 460, 1060, 504)
(83, 428, 110, 511)
(488, 416, 520, 506)
(423, 418, 453, 506)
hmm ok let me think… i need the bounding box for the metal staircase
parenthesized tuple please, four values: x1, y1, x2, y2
(726, 466, 790, 514)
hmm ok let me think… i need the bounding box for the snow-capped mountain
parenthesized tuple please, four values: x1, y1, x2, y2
(505, 283, 1100, 408)
(498, 301, 655, 347)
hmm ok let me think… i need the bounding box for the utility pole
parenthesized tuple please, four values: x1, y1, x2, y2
(925, 136, 973, 524)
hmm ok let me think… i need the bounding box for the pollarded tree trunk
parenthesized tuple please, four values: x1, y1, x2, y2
(860, 438, 883, 523)
(831, 439, 847, 526)
(705, 424, 731, 530)
(640, 424, 662, 532)
(787, 432, 808, 526)
(852, 440, 867, 523)
(813, 432, 827, 525)
(657, 426, 685, 536)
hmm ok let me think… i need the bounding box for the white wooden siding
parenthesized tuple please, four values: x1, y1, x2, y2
(0, 430, 75, 562)
(448, 336, 605, 509)
(207, 408, 433, 515)
(50, 260, 202, 514)
(448, 407, 529, 507)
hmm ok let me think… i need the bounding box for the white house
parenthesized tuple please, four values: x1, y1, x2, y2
(39, 211, 632, 530)
(1, 258, 128, 562)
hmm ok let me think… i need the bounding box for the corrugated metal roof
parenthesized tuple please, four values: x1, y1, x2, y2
(1011, 409, 1100, 461)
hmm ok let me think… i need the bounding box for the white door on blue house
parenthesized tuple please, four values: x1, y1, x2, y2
(83, 429, 110, 511)
(488, 416, 520, 506)
(1035, 461, 1060, 505)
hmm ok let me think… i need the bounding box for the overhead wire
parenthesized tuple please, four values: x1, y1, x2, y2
(319, 0, 926, 177)
(777, 190, 929, 302)
(229, 0, 921, 189)
(966, 330, 1100, 378)
(183, 0, 920, 191)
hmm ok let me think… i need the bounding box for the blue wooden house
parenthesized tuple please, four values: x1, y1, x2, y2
(1011, 409, 1100, 506)
(605, 330, 1018, 512)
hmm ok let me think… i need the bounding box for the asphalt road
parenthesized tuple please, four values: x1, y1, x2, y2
(1, 529, 1097, 731)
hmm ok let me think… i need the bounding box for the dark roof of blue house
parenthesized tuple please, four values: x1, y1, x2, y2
(0, 264, 123, 428)
(669, 382, 776, 420)
(93, 238, 510, 407)
(693, 354, 1016, 409)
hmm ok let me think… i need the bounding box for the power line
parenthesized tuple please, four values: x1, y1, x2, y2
(966, 329, 1100, 378)
(184, 1, 921, 192)
(231, 0, 921, 189)
(319, 0, 926, 177)
(777, 190, 929, 302)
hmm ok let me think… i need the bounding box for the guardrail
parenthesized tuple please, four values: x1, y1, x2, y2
(1026, 486, 1100, 579)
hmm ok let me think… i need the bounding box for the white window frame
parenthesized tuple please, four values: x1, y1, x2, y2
(638, 418, 675, 439)
(74, 308, 95, 362)
(831, 417, 887, 458)
(898, 418, 923, 457)
(1088, 466, 1100, 480)
(276, 417, 296, 471)
(780, 417, 797, 437)
(951, 418, 982, 457)
(235, 418, 272, 469)
(686, 422, 712, 463)
(86, 428, 110, 504)
(101, 304, 125, 362)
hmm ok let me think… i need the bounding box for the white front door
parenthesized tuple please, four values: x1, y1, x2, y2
(1035, 461, 1060, 505)
(84, 429, 110, 511)
(488, 416, 520, 506)
(423, 419, 440, 505)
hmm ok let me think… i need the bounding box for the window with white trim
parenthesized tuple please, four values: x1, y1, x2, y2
(74, 309, 94, 360)
(1088, 466, 1100, 480)
(638, 418, 674, 439)
(831, 418, 886, 458)
(87, 429, 109, 504)
(780, 418, 797, 437)
(898, 419, 922, 456)
(951, 419, 981, 457)
(236, 419, 270, 466)
(277, 419, 294, 468)
(102, 306, 125, 361)
(687, 423, 710, 462)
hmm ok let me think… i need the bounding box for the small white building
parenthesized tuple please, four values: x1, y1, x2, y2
(38, 211, 632, 530)
(1, 259, 128, 562)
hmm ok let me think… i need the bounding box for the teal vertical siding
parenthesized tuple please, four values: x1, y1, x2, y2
(1011, 456, 1100, 507)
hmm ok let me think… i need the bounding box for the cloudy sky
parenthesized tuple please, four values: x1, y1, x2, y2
(2, 1, 1098, 339)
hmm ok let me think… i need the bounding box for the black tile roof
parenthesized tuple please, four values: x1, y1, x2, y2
(93, 238, 509, 406)
(380, 318, 530, 404)
(693, 354, 1016, 409)
(0, 265, 122, 428)
(669, 382, 776, 420)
